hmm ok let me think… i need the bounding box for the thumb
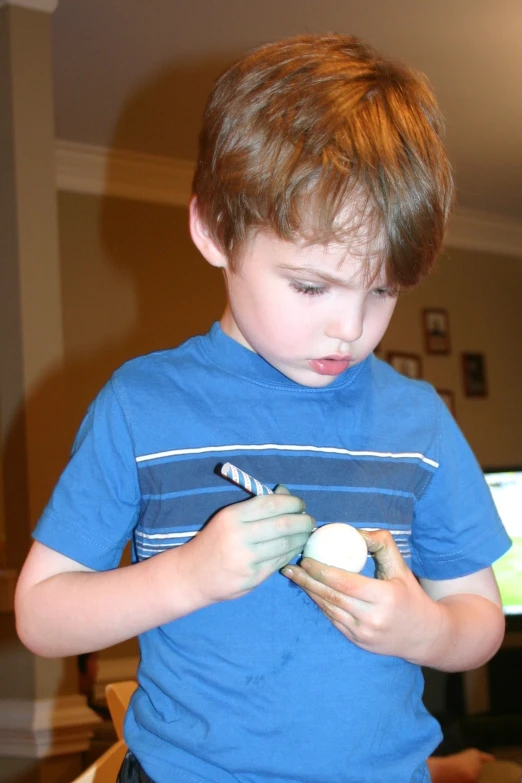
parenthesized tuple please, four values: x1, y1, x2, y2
(273, 484, 291, 495)
(360, 529, 407, 580)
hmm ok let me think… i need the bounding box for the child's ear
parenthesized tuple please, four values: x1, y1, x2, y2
(189, 197, 228, 269)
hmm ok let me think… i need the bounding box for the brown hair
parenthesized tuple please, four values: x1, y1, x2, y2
(192, 34, 454, 287)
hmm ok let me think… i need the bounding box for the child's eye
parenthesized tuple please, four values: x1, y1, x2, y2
(372, 286, 399, 299)
(289, 280, 328, 297)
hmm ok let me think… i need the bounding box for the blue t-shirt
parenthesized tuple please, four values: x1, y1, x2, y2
(34, 323, 510, 783)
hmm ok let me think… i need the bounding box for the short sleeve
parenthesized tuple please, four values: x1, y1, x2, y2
(410, 397, 511, 580)
(33, 376, 141, 570)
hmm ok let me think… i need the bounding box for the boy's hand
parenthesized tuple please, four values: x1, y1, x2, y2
(281, 529, 441, 662)
(427, 748, 496, 783)
(185, 486, 315, 605)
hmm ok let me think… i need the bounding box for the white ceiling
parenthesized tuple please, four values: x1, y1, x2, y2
(50, 0, 522, 221)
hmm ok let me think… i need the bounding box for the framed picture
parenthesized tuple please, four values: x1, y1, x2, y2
(437, 388, 456, 416)
(423, 308, 451, 354)
(388, 352, 422, 379)
(461, 353, 488, 397)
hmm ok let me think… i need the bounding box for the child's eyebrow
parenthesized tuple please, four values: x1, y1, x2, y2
(275, 264, 349, 285)
(275, 263, 386, 288)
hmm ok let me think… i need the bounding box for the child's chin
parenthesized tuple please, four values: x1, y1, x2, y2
(294, 371, 340, 388)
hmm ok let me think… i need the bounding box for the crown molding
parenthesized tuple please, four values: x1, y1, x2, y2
(55, 140, 522, 258)
(0, 0, 58, 12)
(56, 140, 194, 208)
(445, 209, 522, 259)
(0, 694, 101, 758)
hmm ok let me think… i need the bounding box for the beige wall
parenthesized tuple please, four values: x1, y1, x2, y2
(58, 192, 225, 450)
(380, 246, 522, 467)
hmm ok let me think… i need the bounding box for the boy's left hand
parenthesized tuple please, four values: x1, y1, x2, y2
(281, 529, 441, 662)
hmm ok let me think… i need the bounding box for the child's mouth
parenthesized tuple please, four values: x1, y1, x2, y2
(308, 356, 351, 376)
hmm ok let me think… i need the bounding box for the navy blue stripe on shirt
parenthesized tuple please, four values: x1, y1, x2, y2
(136, 487, 414, 530)
(133, 444, 435, 563)
(137, 450, 435, 499)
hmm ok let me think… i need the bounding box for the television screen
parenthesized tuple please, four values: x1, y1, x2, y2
(484, 469, 522, 616)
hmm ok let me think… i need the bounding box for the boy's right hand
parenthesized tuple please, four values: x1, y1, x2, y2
(184, 486, 314, 604)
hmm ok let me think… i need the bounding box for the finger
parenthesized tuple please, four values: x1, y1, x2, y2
(297, 556, 405, 608)
(282, 561, 370, 611)
(246, 513, 315, 544)
(252, 532, 313, 564)
(359, 529, 408, 580)
(295, 557, 371, 601)
(282, 564, 367, 634)
(231, 492, 306, 522)
(303, 588, 362, 636)
(273, 484, 291, 495)
(253, 544, 313, 577)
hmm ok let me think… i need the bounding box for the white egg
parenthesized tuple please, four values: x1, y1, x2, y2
(302, 523, 368, 573)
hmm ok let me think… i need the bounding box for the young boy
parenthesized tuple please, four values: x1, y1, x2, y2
(15, 34, 510, 783)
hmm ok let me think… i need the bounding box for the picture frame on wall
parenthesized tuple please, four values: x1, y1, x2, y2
(388, 352, 422, 380)
(437, 389, 456, 416)
(423, 308, 451, 354)
(462, 352, 488, 397)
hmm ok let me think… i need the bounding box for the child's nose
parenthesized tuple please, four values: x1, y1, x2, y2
(325, 304, 364, 344)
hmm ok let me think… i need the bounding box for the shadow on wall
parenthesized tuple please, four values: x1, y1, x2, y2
(65, 55, 235, 428)
(4, 57, 229, 577)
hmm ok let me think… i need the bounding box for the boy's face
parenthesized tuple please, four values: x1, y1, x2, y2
(190, 203, 398, 388)
(221, 234, 397, 388)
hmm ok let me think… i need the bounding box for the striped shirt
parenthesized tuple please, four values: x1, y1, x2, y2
(34, 323, 510, 783)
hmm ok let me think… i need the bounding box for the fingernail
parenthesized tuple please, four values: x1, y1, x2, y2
(281, 566, 293, 577)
